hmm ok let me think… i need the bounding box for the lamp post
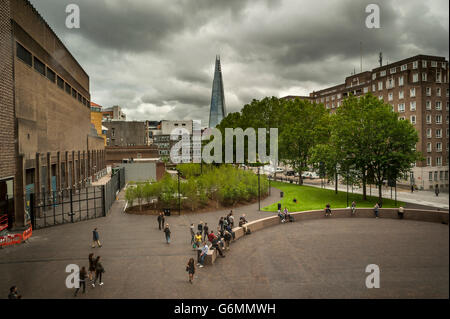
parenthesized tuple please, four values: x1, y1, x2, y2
(346, 166, 349, 208)
(258, 167, 261, 211)
(177, 170, 181, 215)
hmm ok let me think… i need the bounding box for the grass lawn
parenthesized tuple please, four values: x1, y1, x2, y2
(263, 181, 405, 212)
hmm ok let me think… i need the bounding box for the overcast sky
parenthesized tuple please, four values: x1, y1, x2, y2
(29, 0, 449, 126)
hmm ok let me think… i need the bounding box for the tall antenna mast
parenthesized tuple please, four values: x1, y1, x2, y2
(378, 52, 383, 67)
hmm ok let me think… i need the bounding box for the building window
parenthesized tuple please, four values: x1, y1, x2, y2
(112, 129, 115, 137)
(426, 100, 431, 110)
(436, 115, 442, 124)
(412, 61, 418, 69)
(422, 60, 427, 68)
(379, 95, 383, 100)
(437, 157, 442, 166)
(399, 90, 404, 99)
(436, 142, 442, 152)
(427, 157, 431, 166)
(410, 88, 416, 97)
(16, 42, 32, 66)
(372, 73, 376, 80)
(33, 57, 45, 76)
(434, 171, 438, 181)
(398, 103, 405, 113)
(436, 129, 442, 138)
(388, 93, 393, 101)
(380, 70, 386, 77)
(390, 67, 396, 74)
(72, 88, 77, 99)
(442, 62, 447, 69)
(65, 83, 71, 95)
(422, 73, 427, 81)
(57, 76, 64, 89)
(410, 101, 416, 111)
(426, 114, 432, 124)
(426, 87, 431, 96)
(436, 70, 442, 83)
(401, 64, 407, 71)
(429, 171, 433, 181)
(447, 101, 449, 111)
(436, 101, 442, 110)
(436, 87, 441, 96)
(446, 115, 449, 124)
(427, 128, 432, 138)
(410, 115, 416, 124)
(46, 67, 56, 83)
(398, 116, 405, 121)
(412, 73, 419, 82)
(378, 81, 383, 90)
(78, 92, 82, 102)
(427, 142, 432, 152)
(398, 76, 404, 86)
(363, 87, 368, 94)
(386, 77, 394, 89)
(431, 61, 437, 67)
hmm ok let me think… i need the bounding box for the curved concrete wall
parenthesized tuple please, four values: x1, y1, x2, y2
(205, 208, 448, 265)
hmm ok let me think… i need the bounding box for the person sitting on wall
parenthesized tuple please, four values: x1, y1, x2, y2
(278, 209, 286, 223)
(398, 206, 405, 219)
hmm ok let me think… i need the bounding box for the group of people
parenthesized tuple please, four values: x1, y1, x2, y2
(278, 207, 294, 223)
(156, 212, 171, 244)
(73, 253, 105, 297)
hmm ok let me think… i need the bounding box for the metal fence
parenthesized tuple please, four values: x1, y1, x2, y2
(29, 167, 125, 229)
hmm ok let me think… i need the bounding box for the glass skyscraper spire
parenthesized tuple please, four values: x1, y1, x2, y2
(208, 55, 226, 128)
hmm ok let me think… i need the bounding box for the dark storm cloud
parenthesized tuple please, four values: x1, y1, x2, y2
(29, 0, 449, 125)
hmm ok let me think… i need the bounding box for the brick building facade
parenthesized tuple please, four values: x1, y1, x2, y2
(284, 55, 449, 191)
(0, 0, 105, 228)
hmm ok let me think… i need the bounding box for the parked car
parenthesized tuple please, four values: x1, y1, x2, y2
(275, 167, 284, 173)
(301, 172, 320, 179)
(286, 170, 295, 176)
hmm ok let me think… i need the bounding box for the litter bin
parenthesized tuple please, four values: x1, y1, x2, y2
(164, 208, 171, 216)
(280, 191, 284, 198)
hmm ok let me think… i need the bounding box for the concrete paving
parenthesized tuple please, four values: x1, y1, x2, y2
(0, 187, 448, 299)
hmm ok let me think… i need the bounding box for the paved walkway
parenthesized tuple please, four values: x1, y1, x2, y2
(0, 187, 447, 298)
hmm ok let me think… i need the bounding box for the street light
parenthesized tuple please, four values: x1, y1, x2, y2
(177, 169, 181, 215)
(258, 167, 261, 211)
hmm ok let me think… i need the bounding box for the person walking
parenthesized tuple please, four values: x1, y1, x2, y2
(164, 223, 171, 244)
(190, 223, 195, 245)
(157, 213, 163, 230)
(197, 242, 209, 268)
(88, 253, 96, 282)
(203, 223, 209, 242)
(92, 256, 105, 287)
(435, 184, 440, 197)
(198, 221, 203, 235)
(229, 211, 234, 228)
(74, 266, 87, 296)
(374, 203, 380, 218)
(8, 286, 21, 299)
(186, 258, 195, 284)
(161, 212, 165, 231)
(92, 228, 102, 248)
(218, 217, 224, 232)
(351, 201, 356, 216)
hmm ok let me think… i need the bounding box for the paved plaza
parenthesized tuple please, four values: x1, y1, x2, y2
(0, 188, 448, 299)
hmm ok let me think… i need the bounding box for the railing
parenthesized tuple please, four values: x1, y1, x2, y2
(0, 214, 7, 232)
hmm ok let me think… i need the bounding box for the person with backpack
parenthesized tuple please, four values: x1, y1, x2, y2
(218, 217, 224, 231)
(223, 229, 232, 250)
(228, 211, 235, 228)
(92, 228, 102, 248)
(164, 223, 171, 244)
(197, 221, 203, 235)
(92, 256, 104, 287)
(74, 266, 87, 296)
(186, 258, 195, 284)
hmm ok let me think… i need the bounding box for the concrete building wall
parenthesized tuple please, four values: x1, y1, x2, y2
(161, 120, 193, 135)
(0, 0, 16, 180)
(116, 163, 158, 183)
(91, 111, 106, 145)
(103, 121, 149, 146)
(105, 146, 159, 165)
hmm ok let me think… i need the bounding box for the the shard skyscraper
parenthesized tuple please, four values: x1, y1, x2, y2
(208, 55, 226, 128)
